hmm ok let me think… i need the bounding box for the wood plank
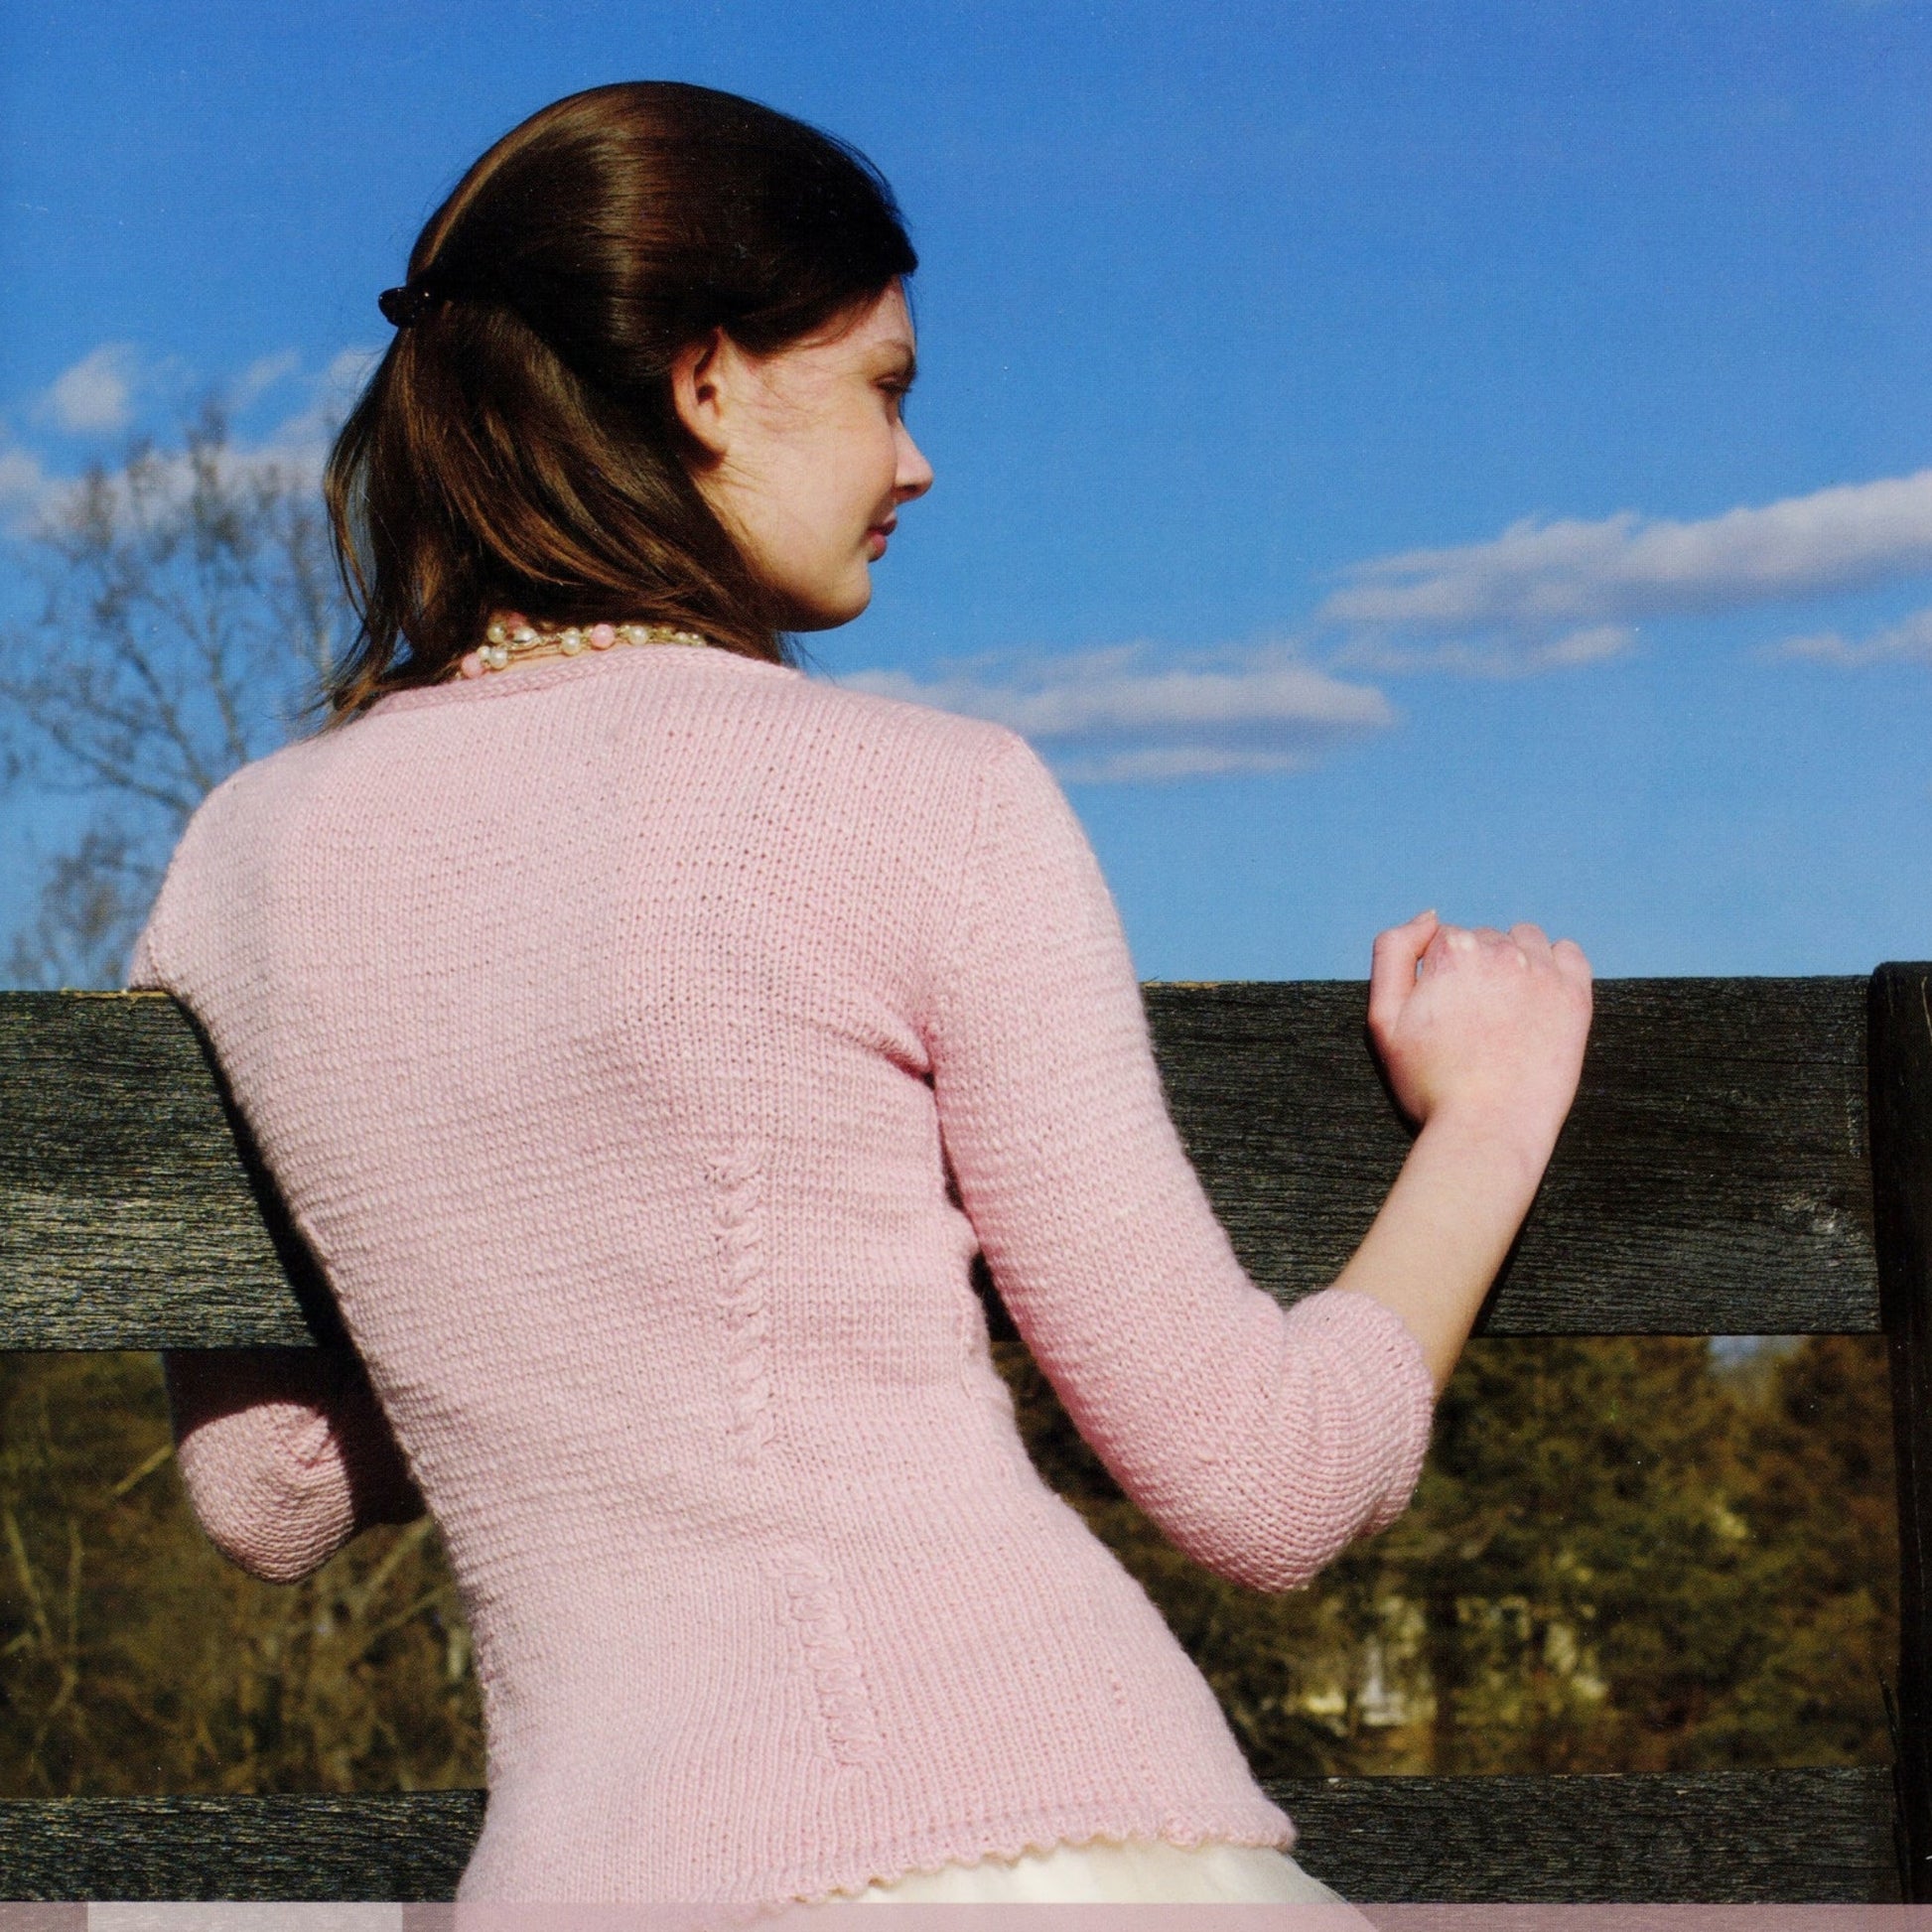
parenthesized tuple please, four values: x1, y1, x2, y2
(0, 994, 340, 1350)
(1271, 1765, 1899, 1903)
(1149, 976, 1877, 1336)
(0, 1771, 1894, 1902)
(1868, 963, 1932, 1899)
(0, 979, 1881, 1348)
(0, 1791, 482, 1902)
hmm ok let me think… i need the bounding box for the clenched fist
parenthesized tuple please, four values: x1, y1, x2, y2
(1337, 910, 1595, 1388)
(1368, 909, 1592, 1160)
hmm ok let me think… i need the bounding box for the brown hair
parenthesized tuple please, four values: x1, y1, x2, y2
(322, 81, 916, 717)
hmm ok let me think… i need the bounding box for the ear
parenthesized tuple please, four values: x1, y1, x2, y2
(670, 329, 732, 462)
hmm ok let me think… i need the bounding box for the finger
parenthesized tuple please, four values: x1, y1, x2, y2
(1369, 910, 1440, 1037)
(1467, 926, 1532, 972)
(1552, 936, 1593, 988)
(1508, 921, 1555, 968)
(1420, 922, 1475, 974)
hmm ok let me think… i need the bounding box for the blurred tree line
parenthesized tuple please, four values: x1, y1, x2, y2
(1012, 1330, 1897, 1780)
(0, 1353, 479, 1794)
(0, 418, 1900, 1794)
(0, 1333, 1896, 1794)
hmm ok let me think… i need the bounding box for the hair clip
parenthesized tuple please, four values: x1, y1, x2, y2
(377, 275, 445, 329)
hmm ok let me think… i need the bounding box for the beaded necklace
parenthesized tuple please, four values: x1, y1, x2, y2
(456, 613, 710, 679)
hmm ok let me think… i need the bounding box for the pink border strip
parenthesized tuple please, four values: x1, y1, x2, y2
(0, 1910, 1924, 1932)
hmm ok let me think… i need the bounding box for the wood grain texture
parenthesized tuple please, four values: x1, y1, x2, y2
(0, 993, 339, 1349)
(0, 978, 1881, 1346)
(0, 1772, 1895, 1902)
(1271, 1766, 1899, 1903)
(0, 985, 1908, 1904)
(1868, 964, 1932, 1898)
(1147, 977, 1876, 1336)
(0, 1791, 482, 1901)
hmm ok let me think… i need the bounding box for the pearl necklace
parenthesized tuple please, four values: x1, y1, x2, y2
(457, 613, 711, 679)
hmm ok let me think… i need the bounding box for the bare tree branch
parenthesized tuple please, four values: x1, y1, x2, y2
(1, 402, 350, 987)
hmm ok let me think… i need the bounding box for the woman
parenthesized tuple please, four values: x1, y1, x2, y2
(134, 81, 1592, 1910)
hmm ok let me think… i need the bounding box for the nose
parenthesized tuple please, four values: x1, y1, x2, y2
(895, 424, 934, 503)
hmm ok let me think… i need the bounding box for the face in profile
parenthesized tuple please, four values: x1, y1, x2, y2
(674, 281, 934, 630)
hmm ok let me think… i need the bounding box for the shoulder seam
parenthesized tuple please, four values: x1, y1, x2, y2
(921, 730, 1031, 1050)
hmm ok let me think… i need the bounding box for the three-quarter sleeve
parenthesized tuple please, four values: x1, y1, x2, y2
(164, 1348, 425, 1585)
(129, 907, 423, 1585)
(924, 733, 1436, 1592)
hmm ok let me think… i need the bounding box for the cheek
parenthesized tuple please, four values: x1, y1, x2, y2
(809, 435, 895, 547)
(837, 407, 900, 498)
(756, 408, 896, 570)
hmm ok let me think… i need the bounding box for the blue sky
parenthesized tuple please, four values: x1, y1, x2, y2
(4, 0, 1931, 978)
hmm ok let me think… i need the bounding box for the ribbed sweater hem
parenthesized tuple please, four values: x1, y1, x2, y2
(452, 1790, 1296, 1906)
(786, 1809, 1298, 1910)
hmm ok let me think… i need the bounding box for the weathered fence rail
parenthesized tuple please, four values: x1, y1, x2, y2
(1, 974, 1927, 1903)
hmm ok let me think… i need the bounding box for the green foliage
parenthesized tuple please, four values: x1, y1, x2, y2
(1711, 1335, 1900, 1766)
(1381, 1336, 1765, 1772)
(996, 1330, 1897, 1780)
(0, 1332, 1896, 1794)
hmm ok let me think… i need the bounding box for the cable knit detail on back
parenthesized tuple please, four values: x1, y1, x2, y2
(130, 643, 1437, 1905)
(769, 1545, 889, 1768)
(709, 1149, 776, 1467)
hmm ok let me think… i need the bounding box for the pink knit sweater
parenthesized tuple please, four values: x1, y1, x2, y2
(130, 642, 1436, 1906)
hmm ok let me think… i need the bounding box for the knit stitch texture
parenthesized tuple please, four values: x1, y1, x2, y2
(131, 643, 1437, 1906)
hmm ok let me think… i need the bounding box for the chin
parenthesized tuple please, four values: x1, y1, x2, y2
(783, 578, 873, 631)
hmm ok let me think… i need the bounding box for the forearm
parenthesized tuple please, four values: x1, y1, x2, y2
(1332, 1103, 1553, 1390)
(929, 736, 1438, 1587)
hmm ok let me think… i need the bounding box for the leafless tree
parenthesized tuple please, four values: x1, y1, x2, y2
(2, 403, 345, 987)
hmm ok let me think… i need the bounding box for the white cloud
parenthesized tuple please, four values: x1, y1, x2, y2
(41, 344, 139, 433)
(1778, 604, 1932, 666)
(245, 345, 381, 481)
(19, 342, 376, 491)
(235, 349, 302, 408)
(1323, 469, 1932, 672)
(1341, 622, 1638, 679)
(0, 442, 49, 517)
(844, 642, 1394, 782)
(1, 344, 384, 537)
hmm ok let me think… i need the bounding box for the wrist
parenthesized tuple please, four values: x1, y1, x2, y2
(1412, 1095, 1563, 1196)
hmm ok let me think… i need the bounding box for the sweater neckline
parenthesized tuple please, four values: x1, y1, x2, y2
(365, 640, 802, 716)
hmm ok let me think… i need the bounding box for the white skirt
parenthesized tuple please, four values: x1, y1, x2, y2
(800, 1837, 1352, 1906)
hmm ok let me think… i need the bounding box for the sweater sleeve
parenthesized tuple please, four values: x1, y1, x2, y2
(925, 734, 1436, 1592)
(128, 907, 425, 1585)
(164, 1348, 425, 1585)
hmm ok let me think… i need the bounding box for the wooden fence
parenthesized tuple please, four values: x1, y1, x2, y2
(1, 975, 1927, 1902)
